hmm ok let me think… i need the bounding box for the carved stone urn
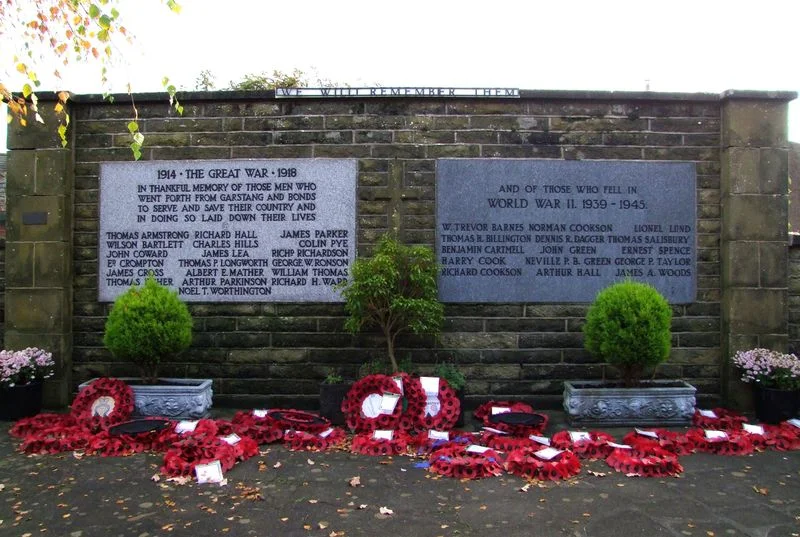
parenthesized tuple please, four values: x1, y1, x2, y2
(563, 380, 696, 427)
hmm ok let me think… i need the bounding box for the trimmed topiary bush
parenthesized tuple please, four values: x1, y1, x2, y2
(583, 280, 672, 387)
(103, 275, 193, 384)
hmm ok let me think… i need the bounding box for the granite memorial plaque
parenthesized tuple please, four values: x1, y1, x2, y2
(436, 159, 696, 303)
(99, 159, 356, 302)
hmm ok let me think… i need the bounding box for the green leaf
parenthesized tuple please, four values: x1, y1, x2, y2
(98, 29, 109, 42)
(22, 84, 33, 98)
(89, 4, 100, 18)
(176, 104, 184, 116)
(98, 15, 112, 30)
(111, 8, 119, 19)
(127, 121, 139, 134)
(58, 125, 68, 147)
(161, 77, 170, 87)
(133, 132, 144, 145)
(130, 142, 142, 160)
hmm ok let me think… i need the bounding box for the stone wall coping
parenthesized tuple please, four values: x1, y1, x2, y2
(25, 88, 797, 105)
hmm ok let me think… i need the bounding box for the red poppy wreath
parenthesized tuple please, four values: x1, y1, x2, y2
(341, 374, 404, 433)
(284, 427, 346, 452)
(428, 444, 505, 480)
(605, 446, 684, 477)
(551, 430, 615, 459)
(402, 376, 460, 432)
(70, 378, 134, 431)
(504, 446, 581, 481)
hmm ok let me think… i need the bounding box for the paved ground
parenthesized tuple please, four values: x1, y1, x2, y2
(0, 412, 798, 537)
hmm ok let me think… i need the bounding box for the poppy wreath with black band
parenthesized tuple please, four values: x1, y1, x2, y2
(10, 413, 77, 438)
(766, 423, 800, 451)
(161, 434, 239, 477)
(403, 376, 460, 432)
(87, 429, 149, 457)
(231, 421, 284, 445)
(19, 425, 92, 455)
(605, 446, 684, 477)
(284, 427, 347, 452)
(685, 428, 755, 456)
(622, 429, 695, 456)
(551, 431, 616, 459)
(691, 408, 748, 431)
(474, 401, 534, 424)
(263, 409, 331, 434)
(70, 378, 135, 431)
(504, 446, 581, 481)
(428, 444, 504, 480)
(485, 411, 549, 437)
(341, 374, 404, 433)
(350, 431, 410, 456)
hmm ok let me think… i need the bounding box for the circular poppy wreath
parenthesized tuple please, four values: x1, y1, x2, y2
(402, 376, 460, 432)
(692, 408, 748, 431)
(350, 431, 410, 456)
(231, 421, 284, 445)
(485, 411, 549, 437)
(739, 426, 773, 451)
(284, 428, 346, 452)
(428, 444, 504, 480)
(19, 425, 92, 455)
(161, 434, 238, 477)
(341, 374, 404, 433)
(409, 430, 474, 454)
(685, 428, 754, 456)
(622, 429, 695, 456)
(504, 446, 581, 481)
(70, 378, 134, 431)
(551, 430, 616, 459)
(605, 446, 683, 477)
(484, 432, 547, 453)
(10, 413, 77, 439)
(264, 409, 331, 434)
(766, 423, 800, 451)
(474, 401, 534, 424)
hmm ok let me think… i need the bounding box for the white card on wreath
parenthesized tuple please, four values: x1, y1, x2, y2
(175, 420, 198, 434)
(534, 447, 563, 460)
(466, 445, 492, 454)
(569, 431, 592, 443)
(698, 409, 718, 419)
(428, 430, 450, 441)
(319, 428, 335, 438)
(529, 434, 551, 446)
(705, 430, 729, 441)
(221, 433, 241, 445)
(195, 460, 224, 484)
(392, 376, 404, 394)
(253, 409, 269, 418)
(420, 376, 440, 395)
(372, 429, 394, 441)
(380, 392, 401, 414)
(635, 428, 659, 439)
(743, 423, 765, 435)
(482, 427, 508, 435)
(607, 442, 632, 449)
(491, 406, 511, 415)
(787, 418, 800, 428)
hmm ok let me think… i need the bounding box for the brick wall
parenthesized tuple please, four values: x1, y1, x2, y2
(70, 91, 723, 409)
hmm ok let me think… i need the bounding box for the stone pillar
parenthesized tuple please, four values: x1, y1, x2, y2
(720, 90, 796, 409)
(5, 104, 73, 407)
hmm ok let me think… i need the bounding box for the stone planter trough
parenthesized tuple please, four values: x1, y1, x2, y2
(79, 378, 213, 419)
(563, 380, 696, 427)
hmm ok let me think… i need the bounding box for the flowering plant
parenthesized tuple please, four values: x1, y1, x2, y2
(0, 347, 55, 387)
(731, 348, 800, 390)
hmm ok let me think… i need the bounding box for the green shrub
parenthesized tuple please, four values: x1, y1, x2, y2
(337, 234, 444, 373)
(103, 275, 193, 383)
(434, 361, 466, 392)
(583, 280, 672, 387)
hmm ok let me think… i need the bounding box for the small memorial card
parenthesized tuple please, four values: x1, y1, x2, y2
(704, 430, 729, 441)
(253, 409, 269, 418)
(466, 445, 492, 454)
(534, 447, 563, 461)
(319, 428, 335, 438)
(607, 442, 632, 450)
(428, 430, 450, 441)
(482, 427, 508, 435)
(491, 406, 512, 415)
(373, 429, 394, 441)
(221, 433, 241, 445)
(568, 431, 592, 444)
(195, 460, 224, 484)
(380, 392, 401, 415)
(698, 409, 718, 419)
(420, 377, 441, 417)
(743, 423, 765, 436)
(175, 420, 198, 434)
(635, 428, 659, 439)
(787, 418, 800, 429)
(392, 376, 404, 394)
(529, 434, 551, 446)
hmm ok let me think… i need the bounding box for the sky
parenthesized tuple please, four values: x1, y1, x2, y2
(2, 0, 799, 150)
